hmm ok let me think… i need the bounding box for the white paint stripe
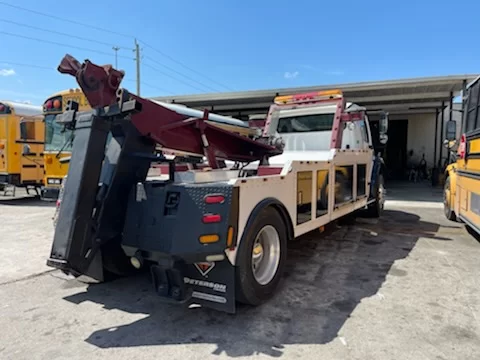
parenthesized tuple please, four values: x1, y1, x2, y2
(385, 200, 443, 209)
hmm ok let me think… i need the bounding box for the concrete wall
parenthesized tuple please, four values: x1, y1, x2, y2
(397, 102, 463, 170)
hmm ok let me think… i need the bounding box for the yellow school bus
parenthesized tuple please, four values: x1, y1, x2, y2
(0, 101, 44, 195)
(444, 76, 480, 236)
(41, 88, 90, 200)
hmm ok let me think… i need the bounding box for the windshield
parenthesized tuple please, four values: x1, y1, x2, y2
(277, 113, 334, 133)
(44, 114, 73, 152)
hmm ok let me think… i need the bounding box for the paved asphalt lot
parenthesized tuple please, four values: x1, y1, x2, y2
(0, 185, 479, 360)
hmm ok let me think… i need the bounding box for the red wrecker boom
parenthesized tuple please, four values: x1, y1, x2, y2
(47, 55, 283, 313)
(57, 54, 282, 168)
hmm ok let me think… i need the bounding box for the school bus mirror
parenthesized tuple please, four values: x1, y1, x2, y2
(443, 139, 457, 149)
(446, 120, 457, 141)
(22, 144, 32, 156)
(379, 111, 389, 135)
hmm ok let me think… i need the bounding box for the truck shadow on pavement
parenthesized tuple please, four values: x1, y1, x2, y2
(0, 196, 55, 207)
(63, 209, 451, 357)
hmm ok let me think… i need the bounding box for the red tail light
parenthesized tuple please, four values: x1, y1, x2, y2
(457, 134, 466, 159)
(202, 214, 222, 223)
(205, 194, 225, 204)
(56, 200, 61, 208)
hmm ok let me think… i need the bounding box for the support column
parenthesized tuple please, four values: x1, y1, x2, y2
(439, 101, 445, 168)
(461, 79, 467, 131)
(433, 108, 439, 167)
(432, 108, 440, 187)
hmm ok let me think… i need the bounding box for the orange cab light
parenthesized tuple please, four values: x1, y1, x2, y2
(199, 234, 219, 244)
(205, 194, 225, 204)
(46, 158, 53, 164)
(202, 214, 222, 223)
(274, 89, 343, 105)
(0, 144, 4, 149)
(226, 226, 234, 248)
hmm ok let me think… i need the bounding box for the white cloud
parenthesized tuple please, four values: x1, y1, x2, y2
(284, 71, 299, 79)
(0, 68, 16, 77)
(300, 65, 345, 76)
(300, 64, 317, 71)
(325, 70, 344, 76)
(15, 100, 32, 104)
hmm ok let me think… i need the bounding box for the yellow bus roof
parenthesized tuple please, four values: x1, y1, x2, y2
(45, 88, 84, 100)
(0, 100, 42, 117)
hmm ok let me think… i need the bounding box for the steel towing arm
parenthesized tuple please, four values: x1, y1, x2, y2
(47, 54, 282, 290)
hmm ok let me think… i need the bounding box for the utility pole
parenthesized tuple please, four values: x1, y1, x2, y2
(112, 46, 120, 68)
(134, 39, 141, 96)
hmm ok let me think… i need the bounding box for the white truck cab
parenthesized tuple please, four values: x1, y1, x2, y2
(266, 101, 373, 165)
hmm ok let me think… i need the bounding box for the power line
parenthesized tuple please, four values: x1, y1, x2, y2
(123, 79, 173, 95)
(0, 19, 131, 50)
(0, 1, 234, 93)
(0, 60, 173, 95)
(0, 61, 54, 71)
(143, 63, 208, 93)
(140, 41, 234, 91)
(0, 1, 133, 39)
(0, 30, 133, 60)
(144, 55, 220, 93)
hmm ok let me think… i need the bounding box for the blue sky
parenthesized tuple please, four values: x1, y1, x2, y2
(0, 0, 478, 105)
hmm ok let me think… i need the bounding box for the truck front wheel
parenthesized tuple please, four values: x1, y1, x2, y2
(235, 207, 287, 306)
(365, 173, 385, 218)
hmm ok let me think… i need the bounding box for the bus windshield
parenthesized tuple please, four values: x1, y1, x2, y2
(44, 114, 73, 152)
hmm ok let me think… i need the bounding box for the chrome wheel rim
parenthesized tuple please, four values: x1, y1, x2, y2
(378, 177, 385, 209)
(444, 180, 450, 215)
(251, 225, 281, 285)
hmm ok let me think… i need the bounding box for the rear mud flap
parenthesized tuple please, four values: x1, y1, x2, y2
(151, 258, 236, 313)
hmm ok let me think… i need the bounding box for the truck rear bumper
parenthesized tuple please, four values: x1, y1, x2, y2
(41, 186, 60, 201)
(124, 246, 236, 313)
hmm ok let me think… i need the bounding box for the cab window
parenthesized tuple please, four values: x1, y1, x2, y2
(465, 81, 480, 133)
(277, 113, 334, 133)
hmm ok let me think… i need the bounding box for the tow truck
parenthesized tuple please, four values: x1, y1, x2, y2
(47, 54, 388, 313)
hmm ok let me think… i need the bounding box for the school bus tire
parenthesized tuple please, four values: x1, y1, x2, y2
(443, 176, 457, 222)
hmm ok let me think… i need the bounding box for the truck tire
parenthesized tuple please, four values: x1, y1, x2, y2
(364, 173, 384, 218)
(235, 207, 287, 306)
(443, 176, 457, 221)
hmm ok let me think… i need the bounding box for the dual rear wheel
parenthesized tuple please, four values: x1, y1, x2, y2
(235, 207, 287, 305)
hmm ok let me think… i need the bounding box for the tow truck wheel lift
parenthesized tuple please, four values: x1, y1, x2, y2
(47, 54, 386, 313)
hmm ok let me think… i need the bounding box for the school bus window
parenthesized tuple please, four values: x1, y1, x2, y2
(19, 120, 36, 140)
(465, 83, 480, 132)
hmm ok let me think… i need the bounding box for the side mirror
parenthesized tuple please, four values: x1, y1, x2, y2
(446, 120, 457, 141)
(443, 139, 457, 149)
(378, 111, 389, 144)
(22, 144, 31, 156)
(19, 119, 28, 140)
